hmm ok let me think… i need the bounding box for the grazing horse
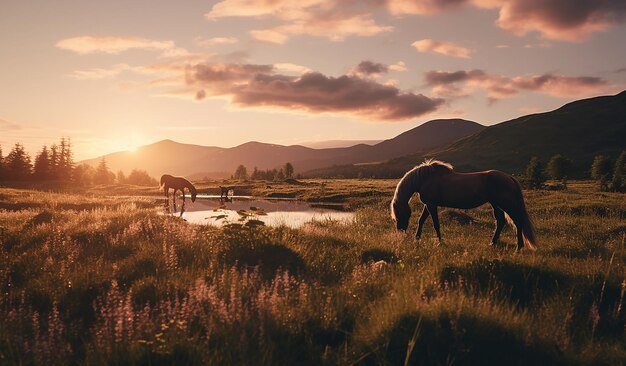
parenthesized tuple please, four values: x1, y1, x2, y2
(160, 174, 197, 214)
(390, 160, 537, 251)
(219, 186, 231, 198)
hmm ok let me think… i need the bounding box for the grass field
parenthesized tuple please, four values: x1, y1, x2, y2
(0, 180, 624, 365)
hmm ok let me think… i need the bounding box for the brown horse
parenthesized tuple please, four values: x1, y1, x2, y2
(391, 160, 537, 251)
(160, 174, 197, 213)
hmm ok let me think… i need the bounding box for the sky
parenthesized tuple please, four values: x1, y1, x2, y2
(1, 0, 625, 161)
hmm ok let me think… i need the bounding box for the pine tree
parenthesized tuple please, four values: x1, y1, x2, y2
(6, 143, 32, 181)
(33, 146, 52, 180)
(284, 162, 294, 179)
(94, 158, 114, 184)
(49, 144, 59, 179)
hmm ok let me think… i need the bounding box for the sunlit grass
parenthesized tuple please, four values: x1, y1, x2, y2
(0, 181, 624, 365)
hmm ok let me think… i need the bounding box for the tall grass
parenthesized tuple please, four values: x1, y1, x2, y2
(0, 182, 624, 365)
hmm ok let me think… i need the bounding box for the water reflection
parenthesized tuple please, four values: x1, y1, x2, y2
(168, 196, 354, 228)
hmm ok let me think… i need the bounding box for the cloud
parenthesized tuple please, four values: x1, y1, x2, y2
(492, 0, 626, 41)
(207, 0, 392, 43)
(250, 13, 393, 43)
(352, 61, 389, 76)
(424, 69, 611, 99)
(68, 63, 132, 80)
(186, 62, 444, 120)
(56, 36, 178, 55)
(195, 36, 239, 47)
(389, 61, 407, 72)
(412, 39, 471, 58)
(386, 0, 468, 15)
(0, 118, 22, 131)
(386, 0, 626, 41)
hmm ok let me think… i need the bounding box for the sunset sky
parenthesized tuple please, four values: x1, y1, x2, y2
(1, 0, 625, 160)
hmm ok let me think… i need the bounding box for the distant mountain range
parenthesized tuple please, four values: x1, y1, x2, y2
(81, 90, 626, 180)
(81, 119, 484, 179)
(306, 90, 626, 178)
(299, 140, 382, 149)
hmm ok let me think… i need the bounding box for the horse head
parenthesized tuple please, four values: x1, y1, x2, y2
(391, 200, 411, 232)
(191, 187, 197, 202)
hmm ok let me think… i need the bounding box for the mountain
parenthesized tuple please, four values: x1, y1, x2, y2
(300, 139, 382, 149)
(305, 90, 626, 178)
(80, 119, 484, 179)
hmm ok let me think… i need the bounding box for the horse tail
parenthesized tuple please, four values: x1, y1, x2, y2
(159, 175, 166, 189)
(512, 177, 538, 250)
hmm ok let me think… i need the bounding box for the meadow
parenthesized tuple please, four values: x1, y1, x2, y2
(0, 180, 624, 365)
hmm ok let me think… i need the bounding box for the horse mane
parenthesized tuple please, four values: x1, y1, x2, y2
(391, 159, 454, 219)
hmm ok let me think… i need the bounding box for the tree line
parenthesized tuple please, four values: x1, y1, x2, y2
(0, 140, 157, 186)
(525, 151, 626, 192)
(232, 162, 296, 181)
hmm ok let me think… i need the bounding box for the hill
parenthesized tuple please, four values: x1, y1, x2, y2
(81, 119, 484, 179)
(305, 91, 626, 178)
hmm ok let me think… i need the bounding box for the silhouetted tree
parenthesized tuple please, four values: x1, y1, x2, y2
(93, 158, 115, 184)
(284, 162, 294, 179)
(49, 144, 59, 179)
(546, 154, 572, 188)
(33, 146, 52, 180)
(0, 145, 5, 182)
(126, 169, 158, 186)
(73, 164, 95, 186)
(117, 170, 127, 184)
(610, 150, 626, 192)
(525, 156, 545, 189)
(6, 143, 32, 181)
(234, 165, 248, 180)
(251, 166, 260, 180)
(57, 137, 74, 177)
(274, 168, 285, 181)
(591, 155, 613, 191)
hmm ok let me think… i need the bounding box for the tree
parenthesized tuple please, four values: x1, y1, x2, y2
(284, 162, 294, 179)
(93, 158, 115, 184)
(33, 146, 52, 181)
(5, 143, 32, 181)
(57, 137, 74, 177)
(117, 170, 127, 184)
(49, 144, 59, 179)
(274, 168, 285, 181)
(126, 169, 158, 186)
(546, 154, 572, 188)
(591, 155, 613, 191)
(234, 165, 248, 180)
(73, 164, 95, 186)
(610, 150, 626, 192)
(0, 145, 5, 182)
(525, 156, 545, 189)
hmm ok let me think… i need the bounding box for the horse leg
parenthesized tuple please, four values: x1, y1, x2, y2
(172, 189, 178, 213)
(181, 190, 186, 217)
(427, 205, 442, 242)
(164, 187, 169, 212)
(490, 205, 506, 246)
(415, 206, 430, 240)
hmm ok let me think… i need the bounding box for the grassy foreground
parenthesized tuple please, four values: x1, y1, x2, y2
(0, 181, 625, 365)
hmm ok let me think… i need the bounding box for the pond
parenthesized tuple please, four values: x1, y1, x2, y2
(164, 195, 354, 228)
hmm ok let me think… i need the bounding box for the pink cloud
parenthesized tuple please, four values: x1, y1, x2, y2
(56, 36, 177, 55)
(412, 39, 472, 58)
(186, 63, 443, 120)
(425, 69, 612, 99)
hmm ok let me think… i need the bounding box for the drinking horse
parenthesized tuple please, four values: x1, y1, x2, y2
(391, 160, 537, 251)
(160, 174, 197, 214)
